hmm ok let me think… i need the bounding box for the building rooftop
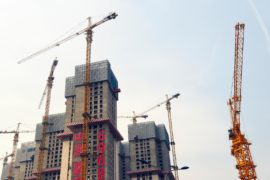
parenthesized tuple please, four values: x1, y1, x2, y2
(65, 60, 118, 99)
(128, 121, 170, 149)
(35, 113, 65, 141)
(14, 141, 35, 167)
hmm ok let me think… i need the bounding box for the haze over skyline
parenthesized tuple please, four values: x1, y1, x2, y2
(0, 0, 270, 179)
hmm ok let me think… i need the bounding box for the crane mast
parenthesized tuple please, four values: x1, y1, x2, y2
(81, 17, 92, 179)
(228, 22, 256, 180)
(36, 59, 58, 180)
(6, 123, 20, 180)
(81, 13, 117, 179)
(165, 94, 180, 180)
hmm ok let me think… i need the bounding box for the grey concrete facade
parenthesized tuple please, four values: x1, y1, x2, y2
(1, 141, 36, 180)
(14, 141, 36, 180)
(32, 113, 65, 180)
(121, 121, 175, 180)
(1, 160, 9, 180)
(119, 142, 131, 180)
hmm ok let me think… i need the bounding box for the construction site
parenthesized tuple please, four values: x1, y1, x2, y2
(0, 1, 269, 180)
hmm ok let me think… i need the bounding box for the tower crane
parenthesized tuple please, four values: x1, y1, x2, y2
(17, 12, 117, 64)
(36, 59, 58, 180)
(118, 93, 180, 125)
(0, 153, 13, 166)
(0, 153, 12, 175)
(118, 111, 148, 124)
(0, 130, 35, 134)
(0, 153, 11, 162)
(228, 22, 256, 180)
(81, 13, 117, 180)
(17, 13, 118, 179)
(0, 123, 35, 180)
(165, 94, 180, 180)
(141, 93, 180, 180)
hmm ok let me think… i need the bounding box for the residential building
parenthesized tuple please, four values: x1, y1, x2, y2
(31, 113, 65, 180)
(125, 121, 175, 180)
(58, 60, 123, 180)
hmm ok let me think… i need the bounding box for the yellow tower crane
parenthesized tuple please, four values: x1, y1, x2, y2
(35, 59, 58, 180)
(228, 22, 257, 180)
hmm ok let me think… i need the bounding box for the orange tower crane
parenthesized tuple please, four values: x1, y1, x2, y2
(0, 123, 35, 180)
(17, 13, 118, 179)
(228, 22, 257, 180)
(35, 59, 58, 180)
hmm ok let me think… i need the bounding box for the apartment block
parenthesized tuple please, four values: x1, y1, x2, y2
(30, 113, 65, 180)
(124, 121, 175, 180)
(119, 142, 131, 180)
(58, 60, 123, 180)
(14, 141, 36, 180)
(1, 141, 35, 180)
(1, 155, 9, 180)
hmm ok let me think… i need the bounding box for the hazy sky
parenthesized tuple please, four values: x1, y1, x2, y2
(0, 0, 270, 179)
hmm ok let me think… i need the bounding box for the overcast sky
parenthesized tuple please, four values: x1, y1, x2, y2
(0, 0, 270, 179)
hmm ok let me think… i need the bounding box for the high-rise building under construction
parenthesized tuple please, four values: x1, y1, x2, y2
(1, 60, 176, 180)
(119, 121, 174, 180)
(58, 60, 123, 180)
(33, 113, 65, 180)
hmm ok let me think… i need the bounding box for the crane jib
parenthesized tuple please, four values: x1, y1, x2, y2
(17, 12, 118, 64)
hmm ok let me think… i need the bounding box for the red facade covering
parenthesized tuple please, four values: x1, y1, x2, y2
(74, 132, 82, 141)
(97, 129, 106, 180)
(74, 143, 83, 157)
(68, 119, 123, 179)
(72, 132, 83, 179)
(73, 161, 82, 177)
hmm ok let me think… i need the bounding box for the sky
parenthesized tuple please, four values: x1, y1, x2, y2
(0, 0, 270, 179)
